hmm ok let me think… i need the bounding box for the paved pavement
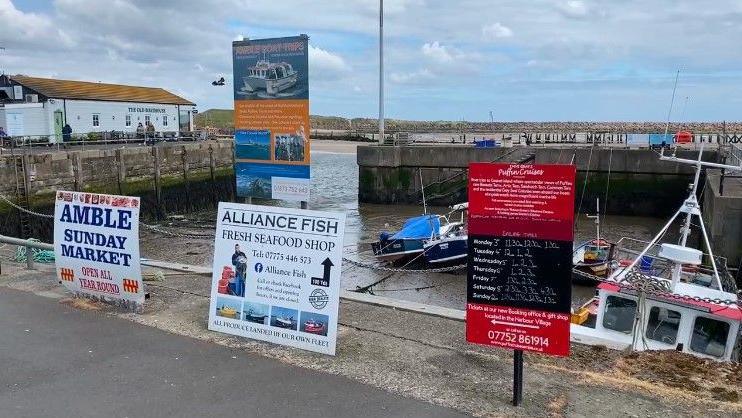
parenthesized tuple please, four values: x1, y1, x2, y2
(0, 288, 468, 418)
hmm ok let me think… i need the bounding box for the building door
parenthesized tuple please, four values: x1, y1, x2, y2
(53, 110, 64, 144)
(7, 113, 24, 136)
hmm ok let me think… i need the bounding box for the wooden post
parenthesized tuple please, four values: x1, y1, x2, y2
(72, 152, 83, 192)
(182, 145, 191, 212)
(152, 146, 163, 219)
(209, 145, 217, 204)
(115, 149, 126, 195)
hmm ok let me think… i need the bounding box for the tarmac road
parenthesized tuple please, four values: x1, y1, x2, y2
(0, 288, 468, 418)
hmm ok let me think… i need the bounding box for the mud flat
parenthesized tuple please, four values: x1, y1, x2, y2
(312, 139, 362, 154)
(1, 247, 739, 417)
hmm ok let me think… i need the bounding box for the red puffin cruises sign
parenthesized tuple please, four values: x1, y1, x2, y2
(466, 163, 575, 356)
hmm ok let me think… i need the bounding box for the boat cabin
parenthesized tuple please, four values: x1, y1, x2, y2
(247, 61, 295, 80)
(572, 282, 741, 361)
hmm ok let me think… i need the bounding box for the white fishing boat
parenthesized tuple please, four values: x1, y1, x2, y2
(571, 145, 741, 361)
(573, 199, 614, 282)
(274, 316, 295, 328)
(423, 203, 468, 264)
(242, 57, 298, 95)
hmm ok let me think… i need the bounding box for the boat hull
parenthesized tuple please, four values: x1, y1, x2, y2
(243, 73, 298, 94)
(424, 235, 467, 264)
(372, 238, 425, 262)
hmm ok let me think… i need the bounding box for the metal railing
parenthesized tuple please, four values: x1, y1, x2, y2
(0, 234, 53, 270)
(730, 140, 742, 166)
(0, 130, 211, 154)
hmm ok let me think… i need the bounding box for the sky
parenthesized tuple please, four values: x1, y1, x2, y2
(2, 0, 742, 121)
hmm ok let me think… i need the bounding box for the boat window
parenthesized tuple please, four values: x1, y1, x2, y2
(602, 296, 636, 333)
(645, 306, 681, 345)
(690, 316, 729, 358)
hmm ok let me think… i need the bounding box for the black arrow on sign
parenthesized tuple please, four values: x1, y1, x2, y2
(311, 258, 334, 287)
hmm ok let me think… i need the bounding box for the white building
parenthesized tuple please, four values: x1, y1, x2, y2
(0, 75, 196, 140)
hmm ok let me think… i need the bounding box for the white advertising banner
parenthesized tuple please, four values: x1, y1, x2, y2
(208, 202, 345, 355)
(53, 191, 144, 307)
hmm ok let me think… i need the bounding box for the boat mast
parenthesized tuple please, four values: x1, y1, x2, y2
(585, 198, 600, 242)
(419, 168, 428, 215)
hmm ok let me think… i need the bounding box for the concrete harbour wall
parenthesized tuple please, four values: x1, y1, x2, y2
(0, 141, 236, 239)
(357, 145, 719, 217)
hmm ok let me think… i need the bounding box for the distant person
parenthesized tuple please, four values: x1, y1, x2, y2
(0, 126, 6, 139)
(146, 121, 155, 144)
(231, 244, 247, 297)
(136, 122, 144, 139)
(62, 123, 72, 142)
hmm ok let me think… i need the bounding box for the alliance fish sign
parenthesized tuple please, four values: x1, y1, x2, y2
(54, 191, 144, 308)
(208, 202, 345, 355)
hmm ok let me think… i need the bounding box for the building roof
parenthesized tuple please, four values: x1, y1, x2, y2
(10, 75, 195, 106)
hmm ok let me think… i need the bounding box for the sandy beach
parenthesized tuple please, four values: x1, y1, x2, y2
(311, 139, 363, 154)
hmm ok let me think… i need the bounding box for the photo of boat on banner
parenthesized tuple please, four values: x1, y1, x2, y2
(215, 297, 242, 319)
(235, 127, 308, 163)
(244, 301, 270, 325)
(235, 163, 310, 199)
(233, 37, 308, 100)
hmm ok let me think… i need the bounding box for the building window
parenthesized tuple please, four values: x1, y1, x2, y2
(602, 296, 636, 334)
(145, 115, 150, 125)
(645, 307, 681, 345)
(690, 316, 729, 358)
(163, 115, 168, 127)
(125, 114, 131, 127)
(92, 114, 100, 127)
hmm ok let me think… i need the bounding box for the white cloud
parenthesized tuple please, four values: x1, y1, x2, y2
(481, 22, 513, 40)
(421, 41, 453, 63)
(558, 0, 589, 18)
(0, 0, 73, 48)
(309, 45, 350, 78)
(390, 68, 434, 84)
(1, 0, 741, 120)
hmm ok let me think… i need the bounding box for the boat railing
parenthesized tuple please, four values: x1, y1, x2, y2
(612, 237, 737, 293)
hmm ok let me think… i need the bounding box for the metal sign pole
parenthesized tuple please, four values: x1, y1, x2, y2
(378, 0, 384, 145)
(513, 349, 523, 406)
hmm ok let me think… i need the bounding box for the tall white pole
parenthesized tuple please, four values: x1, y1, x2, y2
(378, 0, 385, 145)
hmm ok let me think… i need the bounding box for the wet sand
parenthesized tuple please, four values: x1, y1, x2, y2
(311, 139, 363, 154)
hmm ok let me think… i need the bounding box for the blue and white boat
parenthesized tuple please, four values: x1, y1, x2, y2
(423, 203, 468, 264)
(372, 214, 441, 262)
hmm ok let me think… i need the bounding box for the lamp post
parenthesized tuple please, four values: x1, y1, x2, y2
(378, 0, 384, 145)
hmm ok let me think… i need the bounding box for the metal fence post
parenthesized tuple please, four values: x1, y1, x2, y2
(26, 244, 34, 269)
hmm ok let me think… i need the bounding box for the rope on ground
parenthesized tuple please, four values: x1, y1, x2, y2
(13, 239, 55, 263)
(343, 257, 466, 274)
(369, 277, 461, 293)
(0, 193, 54, 219)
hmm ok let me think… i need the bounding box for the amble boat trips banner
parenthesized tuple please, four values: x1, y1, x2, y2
(232, 35, 310, 201)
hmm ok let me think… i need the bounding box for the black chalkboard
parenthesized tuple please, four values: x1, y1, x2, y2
(467, 235, 572, 313)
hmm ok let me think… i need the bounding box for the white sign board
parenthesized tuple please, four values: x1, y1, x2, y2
(54, 191, 144, 307)
(208, 202, 346, 355)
